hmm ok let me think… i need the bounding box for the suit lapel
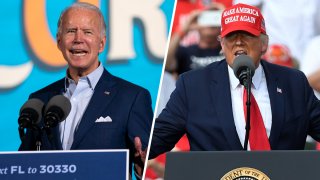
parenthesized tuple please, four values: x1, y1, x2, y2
(261, 61, 285, 149)
(209, 61, 243, 150)
(71, 69, 117, 149)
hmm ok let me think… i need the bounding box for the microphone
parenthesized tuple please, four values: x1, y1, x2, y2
(44, 95, 71, 128)
(232, 55, 256, 150)
(18, 98, 44, 130)
(232, 55, 255, 88)
(18, 98, 44, 146)
(43, 95, 71, 150)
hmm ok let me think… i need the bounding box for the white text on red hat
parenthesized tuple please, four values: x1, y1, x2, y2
(223, 7, 259, 17)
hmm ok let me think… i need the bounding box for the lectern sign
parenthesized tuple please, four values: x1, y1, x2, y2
(221, 167, 270, 180)
(0, 150, 128, 180)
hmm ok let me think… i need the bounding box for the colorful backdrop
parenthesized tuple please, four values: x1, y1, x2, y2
(0, 0, 174, 151)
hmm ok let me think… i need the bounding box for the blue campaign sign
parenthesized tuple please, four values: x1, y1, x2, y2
(0, 0, 174, 151)
(0, 150, 128, 180)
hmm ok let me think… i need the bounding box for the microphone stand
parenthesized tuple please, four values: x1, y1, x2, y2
(18, 125, 27, 150)
(44, 113, 59, 150)
(18, 125, 43, 151)
(35, 126, 42, 151)
(243, 69, 252, 151)
(44, 126, 57, 150)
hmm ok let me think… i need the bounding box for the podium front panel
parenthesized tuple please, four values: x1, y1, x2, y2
(165, 151, 319, 180)
(0, 150, 128, 180)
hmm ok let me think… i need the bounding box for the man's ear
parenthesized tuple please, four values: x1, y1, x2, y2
(56, 33, 61, 51)
(99, 35, 107, 53)
(220, 40, 225, 54)
(261, 35, 269, 55)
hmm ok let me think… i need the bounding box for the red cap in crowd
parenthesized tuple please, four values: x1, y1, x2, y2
(263, 44, 294, 68)
(220, 3, 266, 37)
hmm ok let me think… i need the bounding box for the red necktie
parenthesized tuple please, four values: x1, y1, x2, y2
(243, 88, 271, 150)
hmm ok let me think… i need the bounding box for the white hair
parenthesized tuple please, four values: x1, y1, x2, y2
(56, 2, 106, 37)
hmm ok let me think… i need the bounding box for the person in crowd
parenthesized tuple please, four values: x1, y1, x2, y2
(301, 36, 320, 100)
(166, 2, 225, 75)
(262, 44, 298, 69)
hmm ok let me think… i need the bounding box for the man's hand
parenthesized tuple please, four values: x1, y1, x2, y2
(180, 10, 202, 33)
(134, 137, 147, 177)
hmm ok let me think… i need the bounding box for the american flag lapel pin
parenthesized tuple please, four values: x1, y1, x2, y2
(277, 87, 282, 93)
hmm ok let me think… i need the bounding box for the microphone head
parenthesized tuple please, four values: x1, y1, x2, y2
(44, 95, 71, 121)
(44, 95, 71, 126)
(232, 55, 256, 79)
(19, 98, 44, 126)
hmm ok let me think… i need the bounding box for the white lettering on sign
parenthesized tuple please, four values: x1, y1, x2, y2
(0, 165, 77, 175)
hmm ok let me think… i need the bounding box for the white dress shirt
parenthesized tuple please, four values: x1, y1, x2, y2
(228, 63, 272, 149)
(60, 63, 104, 150)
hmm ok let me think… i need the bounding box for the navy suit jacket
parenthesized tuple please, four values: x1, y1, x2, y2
(150, 60, 320, 159)
(19, 68, 153, 168)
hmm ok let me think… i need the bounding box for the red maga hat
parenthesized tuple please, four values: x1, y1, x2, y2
(220, 3, 266, 37)
(263, 44, 294, 68)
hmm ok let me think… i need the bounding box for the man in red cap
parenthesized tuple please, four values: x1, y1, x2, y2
(149, 3, 320, 158)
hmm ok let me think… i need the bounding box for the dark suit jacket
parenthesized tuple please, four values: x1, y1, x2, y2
(150, 59, 320, 159)
(19, 68, 153, 171)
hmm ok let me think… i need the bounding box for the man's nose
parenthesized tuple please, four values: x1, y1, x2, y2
(235, 34, 244, 45)
(73, 31, 83, 43)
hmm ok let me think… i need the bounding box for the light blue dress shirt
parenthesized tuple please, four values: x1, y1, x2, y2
(59, 63, 104, 150)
